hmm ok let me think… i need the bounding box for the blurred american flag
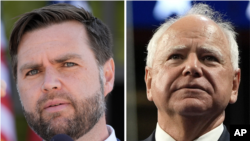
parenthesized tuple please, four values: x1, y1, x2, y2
(1, 20, 17, 141)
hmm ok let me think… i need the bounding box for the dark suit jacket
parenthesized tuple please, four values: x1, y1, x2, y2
(141, 125, 230, 141)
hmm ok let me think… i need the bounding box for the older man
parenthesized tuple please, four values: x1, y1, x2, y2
(144, 3, 240, 141)
(9, 3, 120, 141)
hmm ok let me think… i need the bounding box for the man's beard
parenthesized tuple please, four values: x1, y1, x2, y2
(22, 67, 106, 141)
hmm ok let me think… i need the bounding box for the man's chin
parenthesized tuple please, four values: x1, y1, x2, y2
(23, 88, 106, 140)
(46, 117, 70, 133)
(35, 115, 76, 140)
(174, 99, 212, 116)
(179, 109, 208, 117)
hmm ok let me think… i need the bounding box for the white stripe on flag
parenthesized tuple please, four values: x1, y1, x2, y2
(70, 1, 91, 12)
(1, 104, 17, 141)
(1, 61, 11, 94)
(51, 1, 91, 12)
(0, 20, 6, 50)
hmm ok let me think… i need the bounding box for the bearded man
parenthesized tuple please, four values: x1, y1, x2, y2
(9, 3, 119, 141)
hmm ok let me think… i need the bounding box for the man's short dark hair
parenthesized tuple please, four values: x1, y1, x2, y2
(9, 3, 113, 82)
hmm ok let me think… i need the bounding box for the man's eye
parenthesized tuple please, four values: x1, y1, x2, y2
(203, 56, 218, 62)
(26, 70, 39, 76)
(169, 54, 182, 60)
(64, 62, 76, 67)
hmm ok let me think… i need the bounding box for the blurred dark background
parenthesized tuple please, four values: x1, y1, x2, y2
(127, 1, 250, 140)
(1, 1, 124, 141)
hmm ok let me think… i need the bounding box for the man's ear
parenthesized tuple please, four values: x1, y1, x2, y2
(145, 66, 153, 101)
(230, 68, 241, 104)
(103, 58, 115, 97)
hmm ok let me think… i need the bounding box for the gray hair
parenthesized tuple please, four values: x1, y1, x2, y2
(146, 3, 239, 70)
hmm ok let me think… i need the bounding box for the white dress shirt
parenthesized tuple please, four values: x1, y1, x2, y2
(105, 125, 118, 141)
(155, 123, 224, 141)
(42, 125, 118, 141)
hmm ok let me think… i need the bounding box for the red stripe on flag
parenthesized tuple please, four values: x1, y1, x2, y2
(27, 127, 43, 141)
(1, 48, 8, 64)
(1, 132, 8, 141)
(1, 95, 14, 113)
(0, 48, 5, 62)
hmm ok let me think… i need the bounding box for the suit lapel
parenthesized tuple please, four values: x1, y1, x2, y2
(218, 125, 230, 141)
(142, 130, 156, 141)
(142, 125, 229, 141)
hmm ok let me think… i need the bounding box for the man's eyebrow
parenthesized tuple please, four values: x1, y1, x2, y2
(165, 45, 188, 53)
(166, 45, 223, 57)
(19, 53, 83, 73)
(53, 53, 83, 63)
(199, 46, 223, 58)
(19, 63, 43, 73)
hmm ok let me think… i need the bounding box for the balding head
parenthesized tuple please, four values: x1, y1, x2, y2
(146, 3, 239, 70)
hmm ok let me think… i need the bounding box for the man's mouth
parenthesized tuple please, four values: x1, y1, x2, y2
(174, 83, 208, 93)
(43, 100, 70, 113)
(48, 103, 64, 107)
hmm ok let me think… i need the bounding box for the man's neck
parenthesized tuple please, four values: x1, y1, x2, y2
(158, 111, 225, 141)
(76, 115, 109, 141)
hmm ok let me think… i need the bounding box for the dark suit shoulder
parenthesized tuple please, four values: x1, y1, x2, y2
(141, 130, 155, 141)
(140, 125, 229, 141)
(218, 125, 230, 141)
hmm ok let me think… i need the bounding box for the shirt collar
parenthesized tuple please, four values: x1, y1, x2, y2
(105, 125, 118, 141)
(194, 123, 223, 141)
(155, 123, 223, 141)
(42, 125, 118, 141)
(156, 123, 175, 141)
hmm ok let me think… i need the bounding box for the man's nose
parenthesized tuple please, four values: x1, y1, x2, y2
(41, 68, 61, 93)
(182, 54, 203, 77)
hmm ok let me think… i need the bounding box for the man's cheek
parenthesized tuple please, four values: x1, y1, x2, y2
(19, 91, 35, 112)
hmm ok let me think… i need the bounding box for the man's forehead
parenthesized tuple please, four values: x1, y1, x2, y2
(156, 15, 228, 52)
(16, 21, 94, 71)
(17, 21, 87, 52)
(162, 15, 223, 39)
